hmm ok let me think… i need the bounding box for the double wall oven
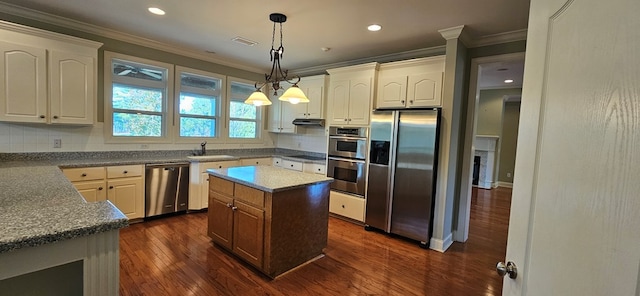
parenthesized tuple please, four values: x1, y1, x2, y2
(327, 127, 368, 197)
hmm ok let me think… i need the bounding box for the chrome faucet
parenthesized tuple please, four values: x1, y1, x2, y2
(200, 141, 207, 156)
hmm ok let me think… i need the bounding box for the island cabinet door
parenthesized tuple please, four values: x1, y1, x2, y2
(208, 193, 234, 250)
(232, 200, 265, 269)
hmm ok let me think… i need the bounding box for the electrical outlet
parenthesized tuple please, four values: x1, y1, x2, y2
(507, 172, 512, 178)
(53, 139, 62, 148)
(140, 144, 149, 149)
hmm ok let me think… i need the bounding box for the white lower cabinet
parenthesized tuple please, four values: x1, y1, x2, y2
(63, 164, 145, 219)
(329, 190, 365, 222)
(188, 160, 240, 210)
(240, 158, 272, 166)
(303, 162, 326, 175)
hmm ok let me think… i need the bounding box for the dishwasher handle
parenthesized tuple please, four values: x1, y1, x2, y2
(145, 162, 190, 169)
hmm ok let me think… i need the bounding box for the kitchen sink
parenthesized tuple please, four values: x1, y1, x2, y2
(187, 155, 238, 161)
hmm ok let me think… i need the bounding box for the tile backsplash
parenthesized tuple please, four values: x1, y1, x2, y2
(0, 122, 277, 153)
(273, 127, 328, 154)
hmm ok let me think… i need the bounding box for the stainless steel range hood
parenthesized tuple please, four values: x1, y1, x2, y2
(292, 118, 325, 127)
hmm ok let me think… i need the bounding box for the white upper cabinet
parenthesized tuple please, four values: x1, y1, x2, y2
(375, 56, 445, 109)
(0, 21, 101, 125)
(267, 84, 297, 133)
(291, 74, 328, 119)
(326, 63, 379, 126)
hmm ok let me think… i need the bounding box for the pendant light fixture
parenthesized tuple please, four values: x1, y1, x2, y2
(245, 13, 309, 106)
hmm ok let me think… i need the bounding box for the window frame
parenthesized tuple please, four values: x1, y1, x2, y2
(174, 66, 225, 143)
(224, 77, 265, 144)
(104, 51, 174, 143)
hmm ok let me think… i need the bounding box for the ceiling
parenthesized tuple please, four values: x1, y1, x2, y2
(0, 0, 529, 88)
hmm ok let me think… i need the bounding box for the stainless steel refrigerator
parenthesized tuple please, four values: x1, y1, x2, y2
(365, 108, 440, 246)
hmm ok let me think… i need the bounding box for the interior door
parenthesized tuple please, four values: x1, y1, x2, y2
(503, 0, 640, 294)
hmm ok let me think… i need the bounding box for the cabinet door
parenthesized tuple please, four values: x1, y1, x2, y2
(73, 180, 107, 202)
(267, 98, 282, 132)
(328, 80, 350, 125)
(208, 193, 234, 249)
(107, 177, 144, 219)
(305, 83, 324, 118)
(232, 200, 265, 268)
(376, 76, 407, 109)
(279, 99, 297, 133)
(348, 78, 372, 125)
(407, 72, 443, 107)
(200, 172, 210, 208)
(0, 41, 47, 123)
(49, 51, 94, 125)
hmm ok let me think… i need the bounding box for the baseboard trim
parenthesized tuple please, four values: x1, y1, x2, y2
(429, 233, 453, 253)
(497, 181, 513, 188)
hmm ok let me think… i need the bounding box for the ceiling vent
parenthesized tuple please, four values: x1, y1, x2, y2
(231, 36, 258, 46)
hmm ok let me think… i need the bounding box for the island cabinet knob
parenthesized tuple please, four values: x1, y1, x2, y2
(98, 187, 103, 190)
(341, 204, 345, 208)
(226, 203, 232, 208)
(123, 170, 128, 174)
(231, 206, 238, 211)
(81, 173, 87, 177)
(109, 186, 114, 189)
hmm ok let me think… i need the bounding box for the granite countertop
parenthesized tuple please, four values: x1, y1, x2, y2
(0, 148, 325, 254)
(0, 165, 128, 254)
(207, 165, 333, 193)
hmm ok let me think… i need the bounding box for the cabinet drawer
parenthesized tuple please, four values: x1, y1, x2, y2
(272, 157, 283, 167)
(107, 165, 143, 178)
(62, 167, 105, 182)
(210, 176, 234, 196)
(240, 158, 272, 166)
(303, 163, 326, 175)
(329, 190, 365, 222)
(201, 160, 240, 172)
(281, 159, 303, 171)
(234, 183, 265, 208)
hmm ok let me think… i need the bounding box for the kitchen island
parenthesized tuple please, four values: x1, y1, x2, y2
(207, 165, 333, 278)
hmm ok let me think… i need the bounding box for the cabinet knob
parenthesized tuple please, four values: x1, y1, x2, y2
(226, 203, 232, 208)
(81, 173, 87, 177)
(401, 100, 405, 104)
(53, 115, 59, 119)
(341, 204, 345, 208)
(206, 178, 209, 181)
(109, 186, 114, 189)
(348, 119, 352, 121)
(123, 170, 128, 174)
(290, 164, 294, 167)
(344, 118, 348, 121)
(98, 187, 103, 190)
(409, 100, 414, 104)
(231, 206, 238, 211)
(39, 115, 45, 119)
(218, 165, 222, 168)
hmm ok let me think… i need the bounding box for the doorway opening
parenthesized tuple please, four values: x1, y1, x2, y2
(455, 52, 525, 243)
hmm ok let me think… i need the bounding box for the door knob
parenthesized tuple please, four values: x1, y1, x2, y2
(496, 261, 518, 279)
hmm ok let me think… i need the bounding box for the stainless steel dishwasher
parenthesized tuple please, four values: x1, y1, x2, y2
(145, 163, 189, 217)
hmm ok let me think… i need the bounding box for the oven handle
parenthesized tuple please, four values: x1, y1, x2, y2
(328, 157, 366, 164)
(329, 136, 367, 140)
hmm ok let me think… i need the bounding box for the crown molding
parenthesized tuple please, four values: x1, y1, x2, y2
(469, 29, 528, 48)
(292, 45, 446, 77)
(0, 2, 265, 74)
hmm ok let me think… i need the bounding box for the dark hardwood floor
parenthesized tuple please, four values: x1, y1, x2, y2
(119, 187, 512, 295)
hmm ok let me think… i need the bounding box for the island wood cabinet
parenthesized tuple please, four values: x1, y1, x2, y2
(63, 165, 144, 219)
(188, 160, 241, 210)
(207, 173, 330, 278)
(0, 21, 101, 125)
(326, 63, 379, 126)
(376, 56, 445, 109)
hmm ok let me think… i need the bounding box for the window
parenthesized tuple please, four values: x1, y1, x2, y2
(105, 52, 172, 141)
(228, 79, 261, 139)
(176, 67, 223, 139)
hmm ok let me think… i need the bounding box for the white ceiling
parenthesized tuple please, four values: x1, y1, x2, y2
(0, 0, 529, 87)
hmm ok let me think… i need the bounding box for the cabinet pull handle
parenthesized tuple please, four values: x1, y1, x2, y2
(81, 173, 87, 177)
(109, 186, 114, 189)
(231, 206, 238, 211)
(98, 187, 103, 190)
(39, 115, 45, 119)
(123, 170, 128, 174)
(53, 115, 58, 119)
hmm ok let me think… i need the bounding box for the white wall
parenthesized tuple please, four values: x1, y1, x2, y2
(0, 122, 276, 153)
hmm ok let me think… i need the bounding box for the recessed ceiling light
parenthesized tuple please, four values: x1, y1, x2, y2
(367, 24, 382, 32)
(148, 7, 165, 15)
(504, 79, 514, 83)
